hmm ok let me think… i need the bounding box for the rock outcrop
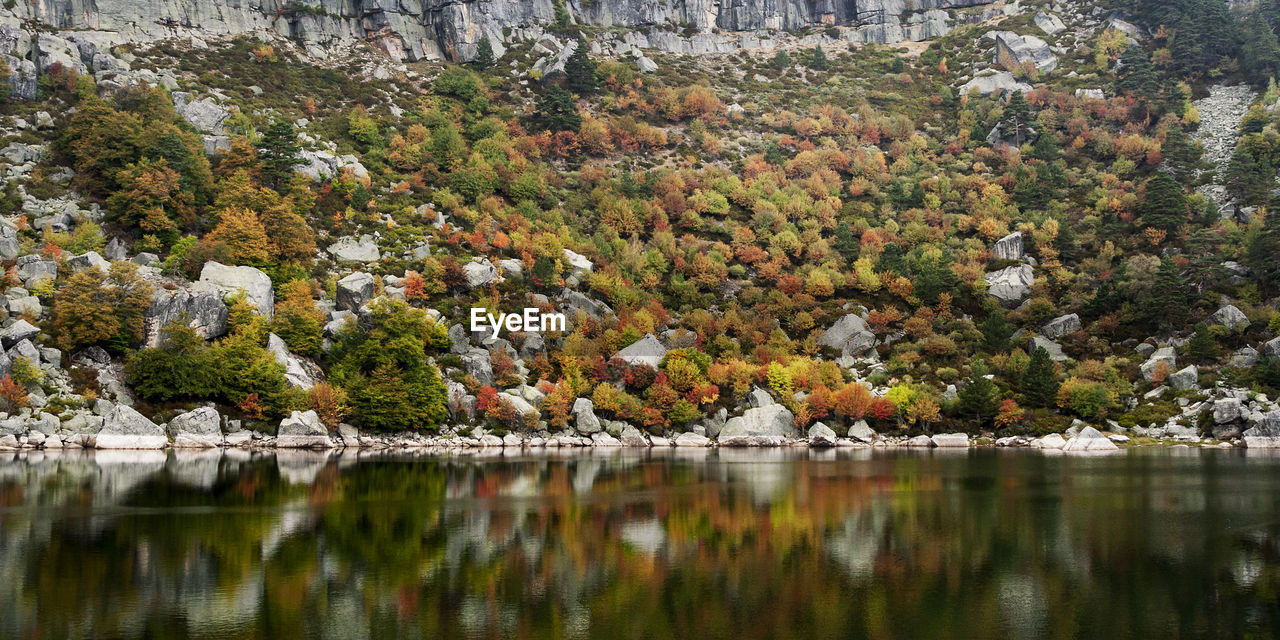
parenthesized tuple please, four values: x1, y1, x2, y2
(96, 405, 168, 449)
(819, 314, 877, 357)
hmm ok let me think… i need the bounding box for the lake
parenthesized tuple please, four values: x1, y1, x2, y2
(0, 447, 1278, 639)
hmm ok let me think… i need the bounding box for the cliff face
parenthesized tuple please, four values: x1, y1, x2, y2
(4, 0, 999, 64)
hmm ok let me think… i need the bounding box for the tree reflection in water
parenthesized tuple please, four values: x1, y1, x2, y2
(0, 447, 1278, 639)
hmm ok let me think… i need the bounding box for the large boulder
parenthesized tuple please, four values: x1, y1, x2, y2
(144, 286, 228, 347)
(1034, 433, 1067, 449)
(463, 259, 499, 289)
(818, 314, 877, 357)
(0, 319, 39, 349)
(1031, 336, 1068, 362)
(612, 334, 667, 368)
(1209, 304, 1250, 331)
(460, 348, 493, 386)
(1230, 347, 1260, 368)
(15, 255, 57, 288)
(718, 404, 795, 444)
(674, 432, 712, 447)
(959, 71, 1032, 96)
(327, 234, 381, 263)
(562, 248, 593, 277)
(1061, 426, 1119, 452)
(1039, 314, 1080, 340)
(985, 264, 1034, 304)
(1140, 347, 1178, 382)
(990, 31, 1057, 73)
(267, 333, 317, 389)
(573, 397, 602, 434)
(992, 231, 1024, 261)
(276, 410, 333, 448)
(931, 433, 970, 448)
(96, 405, 168, 449)
(1213, 398, 1244, 424)
(1168, 365, 1199, 390)
(1033, 10, 1066, 36)
(808, 422, 837, 447)
(1262, 336, 1280, 359)
(1243, 411, 1280, 448)
(848, 420, 876, 443)
(198, 262, 273, 319)
(336, 272, 375, 311)
(169, 407, 223, 448)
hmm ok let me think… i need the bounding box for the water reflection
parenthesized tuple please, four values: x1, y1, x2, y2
(0, 448, 1278, 639)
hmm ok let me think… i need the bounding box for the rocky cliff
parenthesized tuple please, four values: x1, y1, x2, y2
(2, 0, 999, 67)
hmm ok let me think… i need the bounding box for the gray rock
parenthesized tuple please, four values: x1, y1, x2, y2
(276, 410, 333, 448)
(169, 407, 223, 448)
(1039, 314, 1080, 340)
(197, 262, 273, 319)
(818, 314, 877, 357)
(991, 231, 1024, 261)
(959, 71, 1032, 96)
(96, 405, 167, 449)
(1061, 426, 1119, 452)
(562, 248, 593, 277)
(674, 432, 711, 447)
(327, 234, 381, 263)
(1031, 336, 1067, 362)
(144, 286, 228, 347)
(848, 419, 876, 442)
(990, 31, 1057, 73)
(0, 319, 38, 349)
(985, 264, 1034, 304)
(1213, 398, 1244, 424)
(573, 397, 602, 434)
(1243, 410, 1280, 448)
(1168, 365, 1199, 390)
(1034, 433, 1067, 449)
(904, 434, 934, 447)
(267, 333, 317, 390)
(808, 422, 837, 447)
(747, 387, 775, 408)
(462, 259, 499, 289)
(66, 251, 109, 272)
(931, 433, 970, 448)
(1262, 337, 1280, 360)
(612, 333, 667, 368)
(336, 272, 375, 312)
(1140, 347, 1178, 382)
(15, 255, 57, 288)
(460, 348, 493, 386)
(1209, 304, 1250, 331)
(1229, 347, 1260, 368)
(718, 404, 795, 441)
(1033, 10, 1066, 36)
(7, 295, 41, 318)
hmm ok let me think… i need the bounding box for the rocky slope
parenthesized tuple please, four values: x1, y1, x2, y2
(3, 0, 1000, 65)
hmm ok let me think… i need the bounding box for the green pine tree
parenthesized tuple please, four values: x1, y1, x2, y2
(1186, 322, 1219, 362)
(256, 116, 301, 191)
(810, 45, 828, 70)
(564, 38, 598, 95)
(774, 49, 792, 70)
(1149, 255, 1189, 330)
(1247, 202, 1280, 296)
(1162, 126, 1201, 183)
(957, 361, 1000, 427)
(1139, 171, 1187, 232)
(999, 90, 1034, 146)
(979, 310, 1015, 354)
(1116, 45, 1158, 100)
(1023, 346, 1060, 408)
(530, 85, 582, 132)
(474, 36, 496, 70)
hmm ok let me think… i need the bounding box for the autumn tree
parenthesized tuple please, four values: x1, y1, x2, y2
(330, 299, 450, 432)
(203, 206, 271, 265)
(51, 261, 154, 352)
(106, 158, 194, 242)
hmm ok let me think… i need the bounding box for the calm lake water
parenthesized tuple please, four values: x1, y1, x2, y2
(1, 447, 1279, 639)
